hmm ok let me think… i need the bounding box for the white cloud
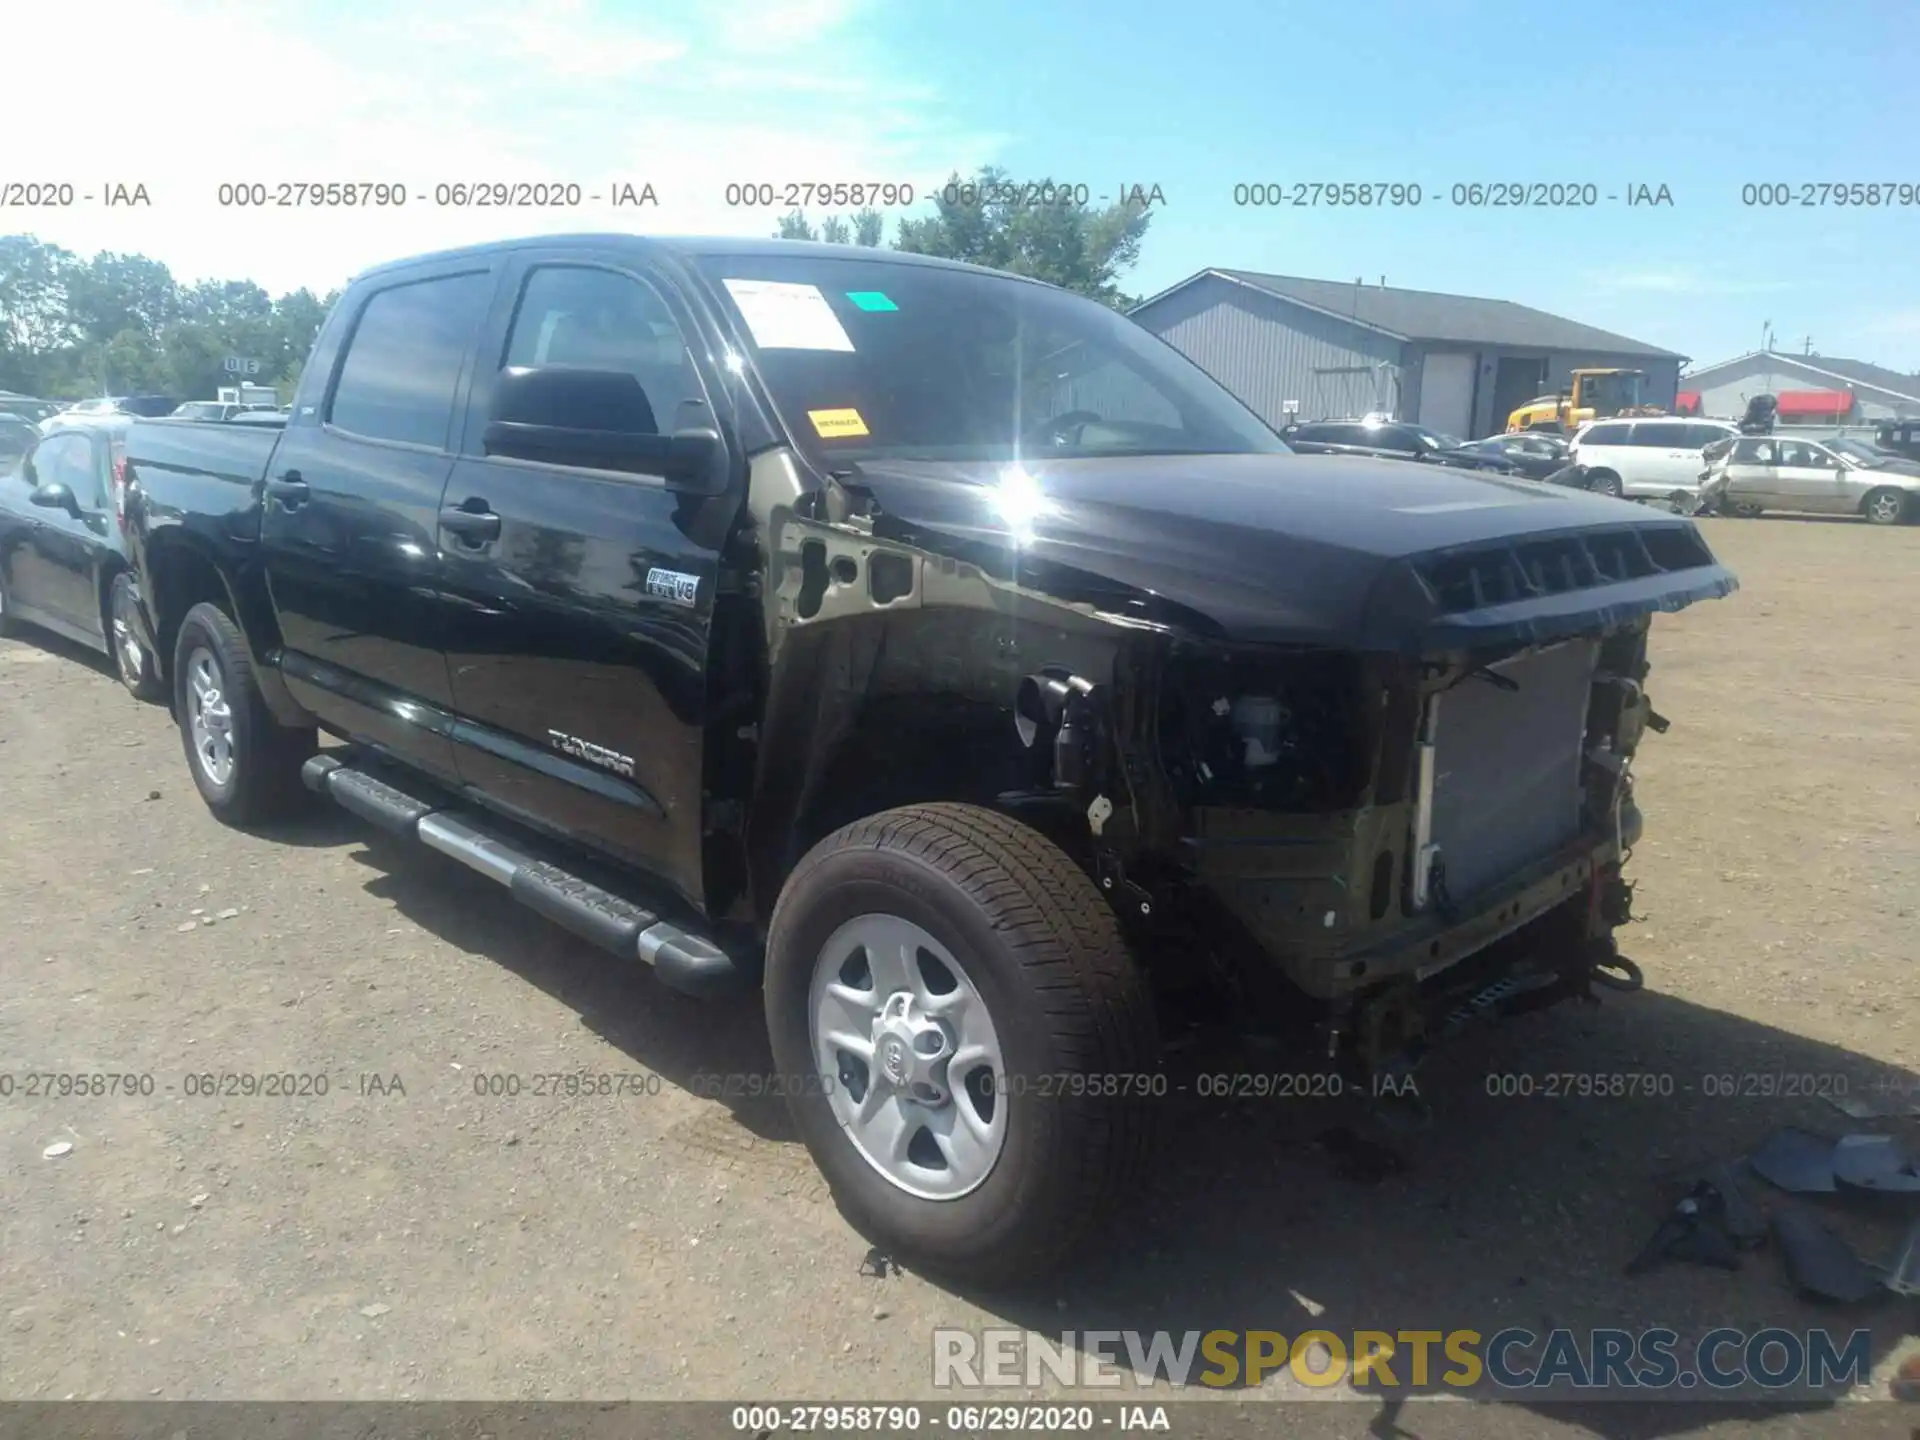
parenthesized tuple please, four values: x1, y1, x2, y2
(5, 0, 996, 296)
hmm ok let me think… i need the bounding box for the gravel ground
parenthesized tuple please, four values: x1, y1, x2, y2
(2, 514, 1917, 1436)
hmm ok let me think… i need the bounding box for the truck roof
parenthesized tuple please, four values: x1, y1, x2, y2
(351, 234, 1051, 287)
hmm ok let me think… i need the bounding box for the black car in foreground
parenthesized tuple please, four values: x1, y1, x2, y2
(122, 234, 1736, 1281)
(1282, 418, 1520, 473)
(0, 416, 162, 698)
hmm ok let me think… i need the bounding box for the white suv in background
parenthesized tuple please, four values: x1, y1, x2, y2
(1570, 418, 1741, 501)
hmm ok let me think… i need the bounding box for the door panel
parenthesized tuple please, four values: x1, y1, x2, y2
(15, 433, 105, 631)
(437, 252, 732, 908)
(260, 266, 497, 782)
(1722, 463, 1771, 505)
(1772, 442, 1848, 512)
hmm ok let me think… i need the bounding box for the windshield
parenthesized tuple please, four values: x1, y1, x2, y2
(1404, 427, 1461, 450)
(1580, 370, 1645, 415)
(695, 255, 1290, 464)
(1824, 437, 1886, 466)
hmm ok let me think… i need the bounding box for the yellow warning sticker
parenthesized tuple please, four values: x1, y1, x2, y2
(808, 407, 870, 438)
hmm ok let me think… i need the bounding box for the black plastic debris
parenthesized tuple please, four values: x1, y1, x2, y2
(1773, 1209, 1883, 1304)
(1700, 1161, 1768, 1247)
(1749, 1127, 1839, 1194)
(1626, 1180, 1742, 1276)
(1316, 1126, 1408, 1184)
(1832, 1133, 1920, 1196)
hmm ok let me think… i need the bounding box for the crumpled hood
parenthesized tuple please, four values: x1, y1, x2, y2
(847, 451, 1739, 651)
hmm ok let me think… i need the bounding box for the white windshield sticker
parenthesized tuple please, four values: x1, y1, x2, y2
(722, 279, 856, 352)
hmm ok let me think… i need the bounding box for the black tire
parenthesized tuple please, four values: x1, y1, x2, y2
(0, 566, 15, 638)
(1587, 470, 1624, 498)
(1863, 487, 1910, 526)
(108, 571, 164, 702)
(765, 803, 1160, 1285)
(172, 601, 315, 826)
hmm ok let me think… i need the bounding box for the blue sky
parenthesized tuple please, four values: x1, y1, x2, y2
(16, 0, 1919, 371)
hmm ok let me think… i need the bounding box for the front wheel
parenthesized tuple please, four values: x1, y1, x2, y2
(1864, 487, 1910, 526)
(1586, 470, 1624, 498)
(766, 803, 1161, 1283)
(172, 602, 315, 826)
(109, 572, 164, 702)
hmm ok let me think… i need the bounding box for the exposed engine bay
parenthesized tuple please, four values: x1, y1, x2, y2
(1002, 619, 1665, 1080)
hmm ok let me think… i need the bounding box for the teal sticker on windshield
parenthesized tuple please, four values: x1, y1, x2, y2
(845, 291, 898, 312)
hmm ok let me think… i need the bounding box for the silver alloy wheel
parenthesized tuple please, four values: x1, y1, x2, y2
(185, 646, 235, 786)
(1868, 490, 1906, 524)
(809, 913, 1008, 1200)
(112, 598, 143, 683)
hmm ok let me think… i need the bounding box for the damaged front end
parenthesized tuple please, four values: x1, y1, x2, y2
(738, 450, 1738, 1090)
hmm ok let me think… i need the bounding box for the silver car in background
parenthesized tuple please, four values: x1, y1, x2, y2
(1699, 434, 1920, 525)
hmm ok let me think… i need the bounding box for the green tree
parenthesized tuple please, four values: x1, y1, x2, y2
(772, 173, 1151, 306)
(0, 235, 80, 393)
(65, 252, 179, 345)
(896, 167, 1153, 309)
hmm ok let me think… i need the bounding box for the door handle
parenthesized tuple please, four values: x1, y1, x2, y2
(266, 473, 309, 507)
(439, 503, 502, 543)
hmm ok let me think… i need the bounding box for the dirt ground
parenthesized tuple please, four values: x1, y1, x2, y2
(2, 514, 1917, 1436)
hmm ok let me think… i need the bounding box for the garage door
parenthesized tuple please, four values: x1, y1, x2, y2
(1418, 352, 1476, 436)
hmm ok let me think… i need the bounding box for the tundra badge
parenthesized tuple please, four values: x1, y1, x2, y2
(547, 731, 636, 778)
(645, 567, 701, 607)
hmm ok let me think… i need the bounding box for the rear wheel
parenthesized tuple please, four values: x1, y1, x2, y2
(1587, 470, 1624, 498)
(1864, 487, 1910, 526)
(0, 568, 15, 638)
(172, 602, 315, 826)
(109, 571, 164, 702)
(765, 803, 1160, 1283)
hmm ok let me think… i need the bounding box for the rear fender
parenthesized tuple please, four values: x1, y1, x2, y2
(143, 531, 309, 726)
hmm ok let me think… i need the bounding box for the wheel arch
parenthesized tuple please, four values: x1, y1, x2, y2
(142, 532, 308, 724)
(742, 607, 1125, 924)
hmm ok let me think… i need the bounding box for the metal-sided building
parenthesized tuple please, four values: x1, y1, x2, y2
(1126, 269, 1685, 440)
(1675, 351, 1920, 425)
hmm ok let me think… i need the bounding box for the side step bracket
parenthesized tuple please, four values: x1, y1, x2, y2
(300, 753, 748, 997)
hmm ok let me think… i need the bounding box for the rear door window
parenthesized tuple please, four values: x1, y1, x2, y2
(328, 271, 494, 449)
(1630, 422, 1689, 447)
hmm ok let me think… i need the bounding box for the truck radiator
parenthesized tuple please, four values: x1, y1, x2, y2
(1426, 639, 1599, 903)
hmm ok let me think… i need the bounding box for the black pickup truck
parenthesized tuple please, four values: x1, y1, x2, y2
(122, 234, 1737, 1281)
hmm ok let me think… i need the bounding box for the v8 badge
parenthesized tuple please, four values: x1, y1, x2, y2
(645, 568, 701, 608)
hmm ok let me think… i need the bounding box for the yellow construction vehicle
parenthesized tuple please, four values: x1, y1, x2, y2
(1506, 368, 1663, 433)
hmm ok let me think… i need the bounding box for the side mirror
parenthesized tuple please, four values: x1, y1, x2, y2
(30, 480, 81, 516)
(482, 366, 729, 495)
